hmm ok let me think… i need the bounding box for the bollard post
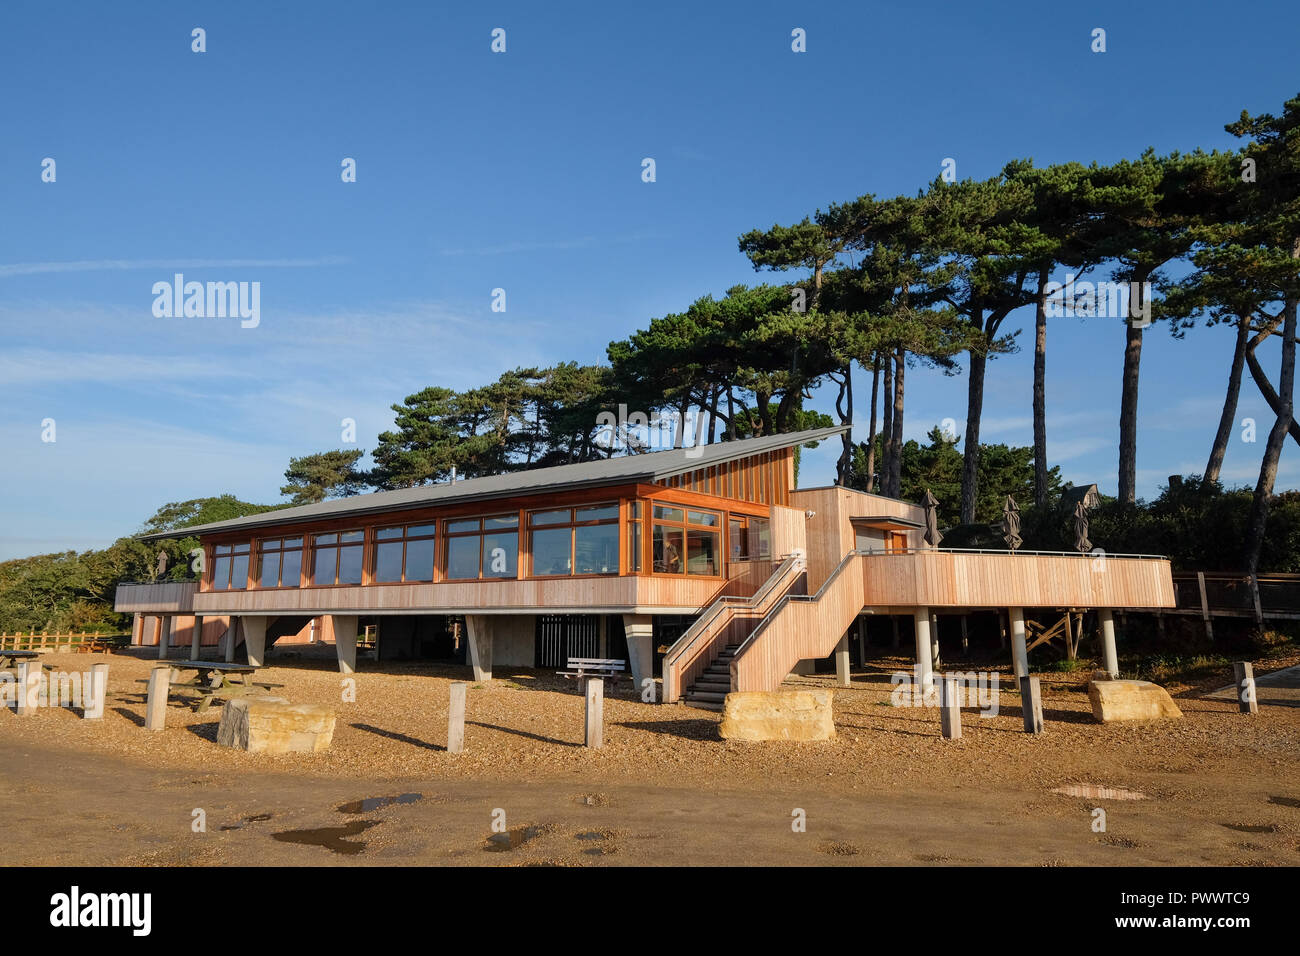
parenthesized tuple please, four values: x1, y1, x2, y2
(448, 681, 466, 753)
(1233, 662, 1258, 715)
(1019, 675, 1044, 734)
(145, 665, 168, 731)
(15, 661, 40, 716)
(85, 663, 109, 719)
(940, 676, 961, 740)
(585, 677, 604, 749)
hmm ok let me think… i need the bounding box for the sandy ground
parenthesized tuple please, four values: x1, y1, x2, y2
(2, 650, 1299, 866)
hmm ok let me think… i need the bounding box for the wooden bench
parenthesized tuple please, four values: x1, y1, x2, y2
(556, 658, 628, 690)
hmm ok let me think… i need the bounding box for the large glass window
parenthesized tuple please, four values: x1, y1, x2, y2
(211, 542, 250, 590)
(652, 502, 720, 575)
(529, 504, 619, 576)
(257, 536, 303, 588)
(372, 523, 437, 583)
(445, 515, 519, 580)
(312, 530, 364, 585)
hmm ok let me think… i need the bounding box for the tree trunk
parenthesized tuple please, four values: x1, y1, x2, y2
(726, 388, 736, 441)
(1205, 314, 1251, 484)
(835, 364, 854, 484)
(708, 387, 720, 444)
(1117, 322, 1144, 505)
(1033, 272, 1050, 508)
(960, 341, 986, 524)
(881, 358, 894, 492)
(889, 347, 905, 498)
(1245, 333, 1300, 447)
(865, 355, 880, 493)
(1245, 298, 1297, 574)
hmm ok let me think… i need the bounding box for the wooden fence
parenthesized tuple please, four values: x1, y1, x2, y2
(0, 632, 130, 651)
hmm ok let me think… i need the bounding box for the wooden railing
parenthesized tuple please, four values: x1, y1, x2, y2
(661, 555, 806, 703)
(731, 551, 865, 693)
(0, 632, 130, 651)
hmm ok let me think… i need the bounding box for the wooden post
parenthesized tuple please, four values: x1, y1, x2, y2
(1250, 574, 1263, 626)
(1233, 662, 1258, 715)
(448, 681, 467, 753)
(145, 665, 168, 731)
(998, 611, 1008, 650)
(959, 616, 969, 654)
(585, 677, 604, 749)
(1197, 571, 1214, 641)
(15, 660, 39, 716)
(85, 663, 109, 719)
(1156, 612, 1166, 641)
(940, 676, 961, 740)
(1019, 675, 1044, 735)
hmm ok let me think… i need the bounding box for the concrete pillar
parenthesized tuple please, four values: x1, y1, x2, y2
(856, 615, 866, 661)
(15, 660, 39, 716)
(85, 663, 109, 719)
(1020, 675, 1044, 734)
(464, 615, 492, 682)
(930, 613, 942, 671)
(913, 608, 934, 693)
(940, 676, 961, 740)
(222, 620, 236, 663)
(156, 615, 172, 660)
(1098, 609, 1119, 678)
(145, 665, 169, 731)
(330, 615, 359, 675)
(890, 616, 900, 650)
(1009, 607, 1028, 681)
(242, 616, 269, 668)
(622, 614, 654, 698)
(448, 681, 467, 752)
(190, 615, 204, 660)
(960, 616, 969, 653)
(835, 634, 850, 687)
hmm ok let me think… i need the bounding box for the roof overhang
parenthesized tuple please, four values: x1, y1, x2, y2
(851, 515, 925, 532)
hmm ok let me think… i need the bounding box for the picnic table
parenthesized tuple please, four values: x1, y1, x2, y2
(149, 660, 285, 715)
(556, 658, 628, 691)
(0, 649, 41, 671)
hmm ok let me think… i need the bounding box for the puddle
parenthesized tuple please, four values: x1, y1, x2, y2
(272, 821, 381, 855)
(219, 812, 273, 831)
(1221, 823, 1279, 834)
(1269, 796, 1300, 809)
(337, 793, 423, 814)
(1051, 785, 1148, 801)
(485, 825, 546, 852)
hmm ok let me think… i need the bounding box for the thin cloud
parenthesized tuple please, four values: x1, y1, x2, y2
(0, 256, 349, 278)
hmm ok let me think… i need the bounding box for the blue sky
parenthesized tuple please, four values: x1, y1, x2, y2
(2, 0, 1298, 560)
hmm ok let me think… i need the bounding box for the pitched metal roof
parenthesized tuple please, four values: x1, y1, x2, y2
(141, 425, 849, 540)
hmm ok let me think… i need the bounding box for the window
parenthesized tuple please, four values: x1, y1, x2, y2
(211, 542, 250, 590)
(729, 517, 749, 561)
(529, 503, 619, 576)
(652, 503, 720, 575)
(311, 530, 364, 585)
(257, 536, 303, 588)
(446, 515, 519, 580)
(373, 523, 437, 583)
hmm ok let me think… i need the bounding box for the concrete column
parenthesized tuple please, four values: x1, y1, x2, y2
(960, 616, 969, 653)
(330, 615, 359, 675)
(622, 614, 655, 698)
(145, 665, 168, 731)
(156, 615, 172, 660)
(890, 615, 900, 650)
(464, 615, 492, 682)
(85, 663, 109, 719)
(242, 616, 269, 668)
(835, 634, 851, 687)
(930, 613, 942, 671)
(1098, 608, 1118, 678)
(913, 608, 934, 693)
(1009, 607, 1028, 681)
(190, 615, 204, 660)
(222, 620, 236, 663)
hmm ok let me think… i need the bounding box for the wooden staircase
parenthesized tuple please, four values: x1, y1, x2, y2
(681, 644, 739, 711)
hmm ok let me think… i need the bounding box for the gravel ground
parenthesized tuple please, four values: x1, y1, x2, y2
(3, 648, 1298, 798)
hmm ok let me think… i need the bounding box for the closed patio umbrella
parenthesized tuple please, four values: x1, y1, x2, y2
(921, 490, 943, 548)
(1073, 500, 1092, 554)
(1001, 495, 1022, 552)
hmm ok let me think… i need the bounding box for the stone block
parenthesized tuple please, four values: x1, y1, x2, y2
(1087, 679, 1183, 723)
(217, 698, 335, 753)
(718, 690, 834, 742)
